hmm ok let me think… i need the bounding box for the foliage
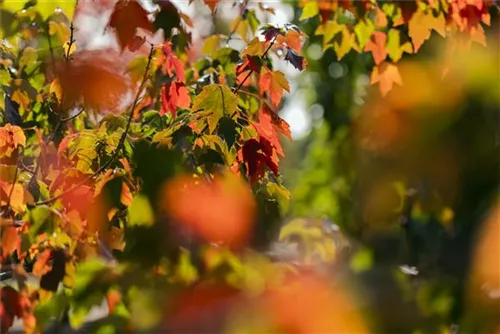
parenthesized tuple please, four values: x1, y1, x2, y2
(0, 0, 498, 333)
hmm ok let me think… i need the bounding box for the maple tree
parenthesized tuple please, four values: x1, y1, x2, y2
(0, 0, 498, 333)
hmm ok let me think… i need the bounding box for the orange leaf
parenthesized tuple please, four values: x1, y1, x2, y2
(1, 226, 20, 259)
(107, 289, 122, 314)
(0, 124, 26, 158)
(408, 9, 445, 52)
(162, 173, 256, 247)
(160, 82, 191, 117)
(121, 182, 133, 206)
(259, 68, 290, 106)
(56, 50, 130, 113)
(370, 62, 403, 96)
(108, 0, 152, 51)
(33, 249, 53, 277)
(252, 105, 291, 157)
(159, 42, 186, 83)
(364, 31, 387, 65)
(203, 0, 219, 13)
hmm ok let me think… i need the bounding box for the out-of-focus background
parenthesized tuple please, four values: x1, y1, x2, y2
(2, 0, 499, 333)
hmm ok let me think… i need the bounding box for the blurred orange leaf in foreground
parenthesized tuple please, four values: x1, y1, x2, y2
(259, 274, 367, 334)
(162, 173, 256, 247)
(55, 50, 130, 113)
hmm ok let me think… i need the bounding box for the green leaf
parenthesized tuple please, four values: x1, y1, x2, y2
(128, 195, 154, 227)
(192, 84, 237, 134)
(0, 68, 10, 86)
(29, 205, 59, 239)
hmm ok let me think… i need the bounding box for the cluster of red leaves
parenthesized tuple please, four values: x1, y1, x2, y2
(159, 42, 191, 117)
(0, 287, 35, 334)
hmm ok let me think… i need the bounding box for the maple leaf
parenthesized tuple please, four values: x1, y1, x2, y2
(33, 249, 53, 277)
(276, 30, 303, 53)
(387, 29, 413, 62)
(285, 48, 308, 71)
(408, 9, 446, 52)
(1, 225, 20, 260)
(259, 68, 290, 107)
(160, 82, 190, 117)
(370, 62, 403, 96)
(241, 138, 279, 183)
(364, 31, 388, 65)
(191, 84, 237, 133)
(252, 105, 291, 157)
(108, 0, 152, 51)
(162, 173, 256, 247)
(261, 25, 282, 41)
(0, 123, 26, 158)
(159, 42, 186, 83)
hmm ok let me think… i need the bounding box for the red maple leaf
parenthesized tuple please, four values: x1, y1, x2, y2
(108, 0, 152, 51)
(241, 138, 279, 183)
(160, 82, 190, 117)
(159, 42, 186, 83)
(252, 105, 291, 157)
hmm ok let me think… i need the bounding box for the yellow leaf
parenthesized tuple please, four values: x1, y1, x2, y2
(243, 37, 265, 57)
(11, 89, 30, 109)
(370, 62, 403, 96)
(50, 79, 62, 102)
(49, 21, 70, 44)
(386, 29, 413, 62)
(202, 34, 221, 57)
(334, 27, 355, 61)
(408, 9, 446, 52)
(299, 1, 319, 21)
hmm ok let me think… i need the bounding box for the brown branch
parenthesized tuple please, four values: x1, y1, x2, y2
(36, 43, 155, 206)
(233, 33, 278, 95)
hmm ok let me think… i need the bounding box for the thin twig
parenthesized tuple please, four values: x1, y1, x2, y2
(36, 43, 155, 205)
(233, 33, 278, 95)
(60, 106, 85, 122)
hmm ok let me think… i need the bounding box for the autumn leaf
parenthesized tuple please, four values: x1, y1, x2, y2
(333, 26, 357, 60)
(160, 82, 190, 118)
(158, 42, 185, 82)
(386, 29, 413, 62)
(0, 123, 26, 158)
(192, 84, 237, 133)
(408, 9, 446, 52)
(1, 286, 20, 333)
(354, 19, 375, 49)
(285, 48, 308, 71)
(276, 30, 304, 54)
(108, 0, 152, 51)
(364, 31, 388, 65)
(1, 225, 20, 259)
(259, 68, 290, 107)
(241, 137, 279, 183)
(370, 62, 403, 96)
(162, 173, 256, 247)
(252, 105, 291, 157)
(55, 50, 130, 113)
(33, 249, 53, 277)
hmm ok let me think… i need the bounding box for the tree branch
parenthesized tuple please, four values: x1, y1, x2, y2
(36, 44, 155, 205)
